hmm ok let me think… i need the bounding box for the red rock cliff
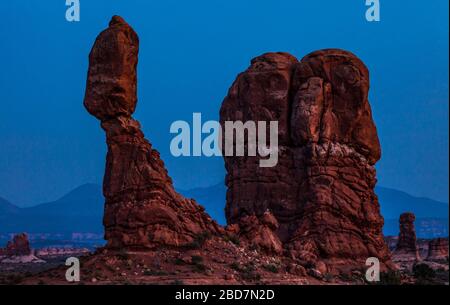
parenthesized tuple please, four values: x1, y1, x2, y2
(220, 50, 391, 270)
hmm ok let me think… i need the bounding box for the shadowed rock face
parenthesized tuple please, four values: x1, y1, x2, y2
(220, 50, 391, 269)
(84, 16, 220, 249)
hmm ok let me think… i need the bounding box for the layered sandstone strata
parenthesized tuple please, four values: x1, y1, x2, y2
(220, 50, 391, 270)
(84, 16, 220, 249)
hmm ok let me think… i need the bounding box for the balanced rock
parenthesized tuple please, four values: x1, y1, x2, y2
(84, 16, 220, 249)
(220, 50, 391, 270)
(427, 238, 449, 261)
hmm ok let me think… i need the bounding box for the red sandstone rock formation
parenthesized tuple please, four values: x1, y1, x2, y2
(393, 212, 420, 261)
(427, 238, 449, 261)
(226, 210, 283, 254)
(1, 233, 31, 256)
(220, 50, 391, 270)
(84, 16, 220, 249)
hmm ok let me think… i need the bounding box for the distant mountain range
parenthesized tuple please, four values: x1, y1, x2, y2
(375, 187, 449, 237)
(0, 183, 448, 238)
(0, 184, 103, 234)
(179, 183, 449, 238)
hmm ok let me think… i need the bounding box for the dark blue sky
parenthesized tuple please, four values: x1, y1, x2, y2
(0, 0, 448, 206)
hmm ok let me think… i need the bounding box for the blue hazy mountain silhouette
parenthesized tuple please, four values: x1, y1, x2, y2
(0, 197, 20, 214)
(0, 183, 448, 238)
(0, 184, 103, 233)
(179, 183, 449, 238)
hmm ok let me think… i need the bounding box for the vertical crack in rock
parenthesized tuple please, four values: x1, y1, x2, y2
(220, 49, 392, 271)
(84, 16, 220, 250)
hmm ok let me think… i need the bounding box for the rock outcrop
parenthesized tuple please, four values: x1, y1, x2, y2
(427, 238, 449, 261)
(0, 233, 31, 256)
(226, 210, 283, 254)
(84, 16, 220, 250)
(393, 212, 420, 261)
(220, 50, 391, 271)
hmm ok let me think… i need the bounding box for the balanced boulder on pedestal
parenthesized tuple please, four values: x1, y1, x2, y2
(84, 16, 220, 250)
